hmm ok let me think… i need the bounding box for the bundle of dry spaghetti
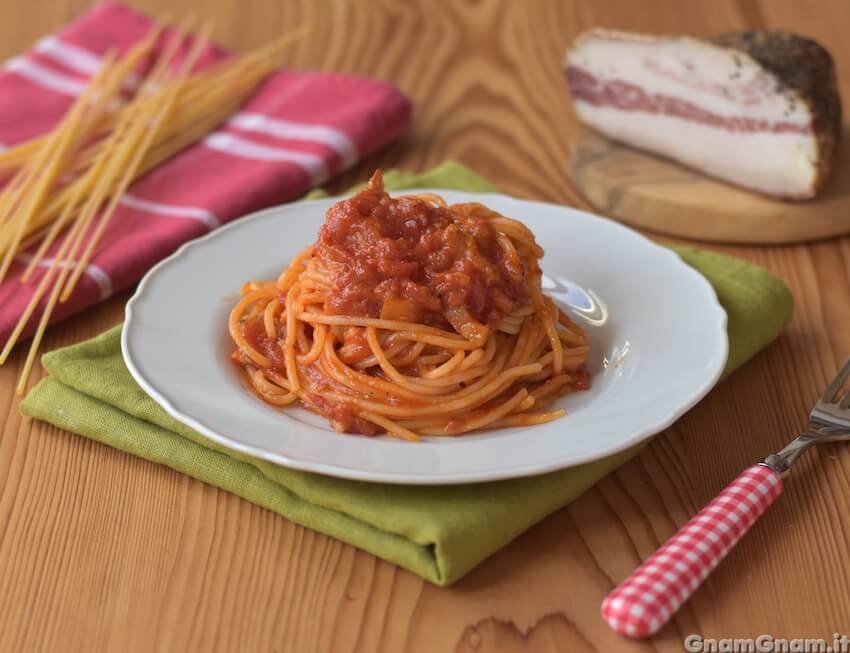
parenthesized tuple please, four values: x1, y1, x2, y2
(0, 18, 309, 394)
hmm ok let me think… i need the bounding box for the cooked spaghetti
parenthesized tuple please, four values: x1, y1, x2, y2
(228, 171, 590, 441)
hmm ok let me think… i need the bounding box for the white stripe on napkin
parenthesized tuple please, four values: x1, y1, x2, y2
(15, 253, 113, 301)
(228, 112, 358, 168)
(203, 132, 329, 185)
(12, 39, 141, 96)
(35, 36, 101, 75)
(119, 194, 220, 229)
(5, 56, 88, 96)
(82, 262, 113, 301)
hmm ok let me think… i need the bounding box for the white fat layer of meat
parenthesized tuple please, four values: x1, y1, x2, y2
(566, 30, 811, 125)
(574, 100, 817, 197)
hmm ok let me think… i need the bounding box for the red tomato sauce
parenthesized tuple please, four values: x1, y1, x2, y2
(313, 172, 529, 330)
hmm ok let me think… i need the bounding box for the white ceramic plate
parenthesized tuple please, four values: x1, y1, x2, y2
(123, 190, 728, 484)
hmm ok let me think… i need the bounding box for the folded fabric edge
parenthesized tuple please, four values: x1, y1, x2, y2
(20, 377, 447, 585)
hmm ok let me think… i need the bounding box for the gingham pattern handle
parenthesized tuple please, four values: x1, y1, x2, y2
(601, 464, 783, 638)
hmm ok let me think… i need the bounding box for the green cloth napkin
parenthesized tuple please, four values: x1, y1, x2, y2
(21, 162, 793, 586)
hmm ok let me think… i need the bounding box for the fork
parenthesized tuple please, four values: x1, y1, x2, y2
(601, 359, 850, 639)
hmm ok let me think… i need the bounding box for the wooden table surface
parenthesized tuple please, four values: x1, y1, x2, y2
(1, 1, 849, 651)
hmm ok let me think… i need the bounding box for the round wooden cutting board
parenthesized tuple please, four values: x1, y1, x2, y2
(568, 127, 850, 244)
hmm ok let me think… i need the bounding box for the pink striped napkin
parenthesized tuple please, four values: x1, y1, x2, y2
(0, 1, 411, 340)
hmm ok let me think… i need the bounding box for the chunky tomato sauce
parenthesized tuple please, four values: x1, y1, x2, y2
(235, 318, 385, 435)
(314, 171, 528, 330)
(238, 306, 285, 367)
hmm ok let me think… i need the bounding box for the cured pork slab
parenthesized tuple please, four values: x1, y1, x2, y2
(564, 29, 842, 199)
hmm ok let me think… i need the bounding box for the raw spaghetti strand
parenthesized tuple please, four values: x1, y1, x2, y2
(0, 18, 313, 390)
(59, 22, 213, 302)
(0, 23, 310, 257)
(0, 57, 139, 364)
(12, 22, 205, 392)
(229, 173, 591, 440)
(0, 50, 119, 286)
(8, 31, 200, 388)
(20, 23, 166, 280)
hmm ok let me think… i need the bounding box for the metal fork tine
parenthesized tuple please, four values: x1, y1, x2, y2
(822, 359, 850, 404)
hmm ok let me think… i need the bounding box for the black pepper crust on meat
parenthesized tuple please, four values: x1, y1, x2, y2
(712, 30, 843, 195)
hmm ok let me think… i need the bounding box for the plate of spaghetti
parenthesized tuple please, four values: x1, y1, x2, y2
(123, 172, 728, 483)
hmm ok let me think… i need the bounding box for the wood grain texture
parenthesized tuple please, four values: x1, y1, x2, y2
(569, 127, 850, 244)
(0, 1, 849, 651)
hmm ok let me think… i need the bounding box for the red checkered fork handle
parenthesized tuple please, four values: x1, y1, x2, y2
(601, 464, 783, 638)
